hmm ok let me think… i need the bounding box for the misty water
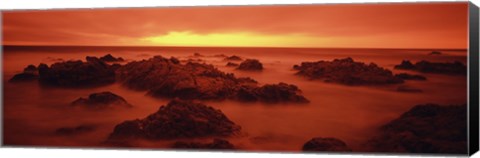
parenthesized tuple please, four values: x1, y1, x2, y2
(2, 47, 467, 152)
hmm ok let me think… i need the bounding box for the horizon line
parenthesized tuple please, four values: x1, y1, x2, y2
(2, 44, 468, 51)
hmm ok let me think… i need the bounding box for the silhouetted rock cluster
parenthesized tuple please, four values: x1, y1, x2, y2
(55, 125, 96, 135)
(394, 60, 466, 75)
(99, 54, 124, 62)
(366, 104, 467, 154)
(9, 65, 39, 82)
(302, 137, 352, 152)
(72, 91, 132, 109)
(118, 56, 307, 103)
(394, 73, 427, 81)
(224, 55, 242, 61)
(237, 59, 263, 71)
(171, 138, 235, 150)
(293, 58, 403, 85)
(107, 99, 241, 140)
(37, 56, 116, 87)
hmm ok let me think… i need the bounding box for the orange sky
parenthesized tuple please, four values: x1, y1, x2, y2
(2, 2, 469, 49)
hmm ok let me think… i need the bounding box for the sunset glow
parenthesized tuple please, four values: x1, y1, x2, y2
(2, 2, 469, 48)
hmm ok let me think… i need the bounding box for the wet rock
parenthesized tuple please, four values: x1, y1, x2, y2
(237, 59, 263, 71)
(171, 138, 235, 150)
(38, 57, 116, 87)
(55, 125, 96, 135)
(9, 65, 39, 82)
(396, 85, 423, 93)
(395, 73, 427, 81)
(107, 99, 241, 140)
(394, 60, 466, 75)
(224, 55, 242, 61)
(294, 58, 403, 85)
(428, 51, 442, 55)
(99, 54, 124, 62)
(71, 91, 132, 109)
(366, 104, 467, 154)
(235, 82, 309, 103)
(226, 62, 239, 67)
(118, 56, 307, 103)
(302, 137, 352, 152)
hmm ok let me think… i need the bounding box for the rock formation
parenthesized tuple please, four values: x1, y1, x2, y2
(118, 56, 307, 103)
(9, 65, 39, 82)
(226, 62, 239, 67)
(235, 82, 309, 103)
(293, 58, 403, 85)
(99, 54, 125, 62)
(428, 51, 442, 55)
(71, 91, 132, 109)
(171, 138, 235, 150)
(224, 55, 242, 61)
(302, 137, 352, 152)
(108, 100, 241, 141)
(38, 56, 116, 87)
(237, 59, 263, 71)
(394, 60, 466, 75)
(366, 104, 467, 154)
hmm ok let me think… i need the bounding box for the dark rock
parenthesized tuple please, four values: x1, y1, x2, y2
(294, 58, 404, 85)
(224, 55, 242, 61)
(38, 57, 116, 87)
(366, 104, 467, 154)
(395, 73, 427, 81)
(55, 125, 96, 135)
(171, 138, 235, 150)
(213, 54, 227, 58)
(226, 62, 239, 67)
(9, 65, 39, 82)
(193, 53, 203, 57)
(394, 60, 466, 75)
(99, 54, 125, 62)
(9, 73, 38, 82)
(235, 82, 309, 103)
(302, 137, 352, 152)
(118, 56, 307, 103)
(107, 99, 241, 140)
(237, 59, 263, 71)
(429, 51, 442, 55)
(71, 91, 132, 109)
(396, 85, 423, 93)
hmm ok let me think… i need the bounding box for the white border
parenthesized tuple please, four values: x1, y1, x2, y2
(0, 0, 479, 158)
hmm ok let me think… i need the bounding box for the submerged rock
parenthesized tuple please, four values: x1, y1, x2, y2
(237, 59, 263, 71)
(428, 51, 442, 55)
(71, 91, 132, 109)
(38, 57, 116, 87)
(226, 62, 239, 67)
(55, 125, 96, 135)
(171, 138, 235, 150)
(99, 54, 124, 62)
(224, 55, 242, 61)
(293, 58, 403, 85)
(9, 65, 39, 82)
(394, 60, 466, 75)
(302, 137, 352, 152)
(396, 85, 423, 93)
(394, 73, 427, 81)
(366, 104, 467, 154)
(118, 56, 307, 103)
(107, 99, 241, 140)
